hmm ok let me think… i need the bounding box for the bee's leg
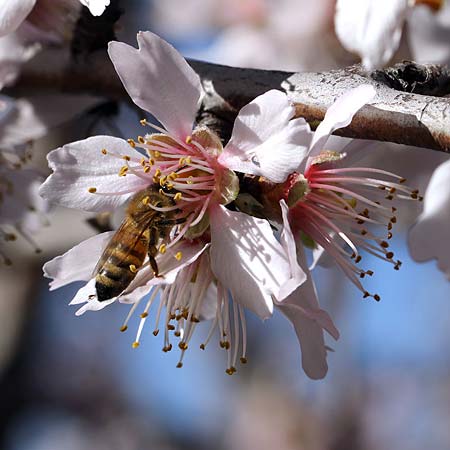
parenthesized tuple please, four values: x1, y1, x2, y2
(148, 226, 160, 277)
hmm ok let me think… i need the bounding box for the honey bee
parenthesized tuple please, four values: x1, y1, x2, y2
(94, 185, 183, 301)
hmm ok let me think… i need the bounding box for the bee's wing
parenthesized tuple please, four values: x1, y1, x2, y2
(92, 211, 155, 277)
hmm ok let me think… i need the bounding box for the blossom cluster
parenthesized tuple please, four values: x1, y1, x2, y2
(38, 31, 427, 379)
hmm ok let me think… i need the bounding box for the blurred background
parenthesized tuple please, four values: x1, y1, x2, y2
(1, 1, 450, 449)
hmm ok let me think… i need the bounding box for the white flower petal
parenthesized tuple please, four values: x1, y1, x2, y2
(70, 279, 115, 315)
(277, 246, 339, 379)
(0, 168, 42, 226)
(279, 302, 329, 380)
(79, 0, 110, 16)
(409, 159, 450, 279)
(335, 0, 409, 70)
(108, 31, 203, 139)
(122, 240, 209, 298)
(0, 94, 100, 148)
(220, 90, 312, 182)
(39, 136, 148, 212)
(209, 204, 294, 320)
(43, 231, 114, 290)
(278, 200, 307, 299)
(307, 85, 377, 164)
(198, 281, 218, 321)
(0, 0, 36, 37)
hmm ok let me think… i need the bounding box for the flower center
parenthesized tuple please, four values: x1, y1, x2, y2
(288, 152, 423, 300)
(88, 120, 239, 248)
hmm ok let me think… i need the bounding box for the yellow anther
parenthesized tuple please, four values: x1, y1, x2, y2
(174, 192, 182, 201)
(120, 325, 128, 332)
(159, 188, 165, 196)
(118, 166, 128, 177)
(138, 136, 145, 144)
(101, 148, 108, 155)
(140, 118, 147, 126)
(159, 244, 167, 254)
(142, 196, 150, 205)
(153, 150, 161, 158)
(140, 157, 146, 166)
(122, 155, 131, 161)
(175, 252, 182, 261)
(140, 312, 148, 318)
(178, 342, 188, 350)
(185, 135, 192, 144)
(166, 183, 174, 190)
(162, 344, 172, 352)
(187, 176, 194, 185)
(127, 139, 136, 148)
(88, 187, 97, 193)
(179, 157, 186, 166)
(185, 156, 192, 164)
(148, 158, 155, 166)
(132, 342, 140, 348)
(168, 172, 178, 180)
(129, 264, 138, 273)
(174, 330, 181, 337)
(143, 166, 151, 173)
(154, 168, 161, 177)
(159, 176, 167, 186)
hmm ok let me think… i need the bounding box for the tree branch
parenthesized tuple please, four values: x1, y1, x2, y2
(13, 52, 450, 152)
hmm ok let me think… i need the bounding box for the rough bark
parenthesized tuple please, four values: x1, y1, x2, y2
(12, 52, 450, 152)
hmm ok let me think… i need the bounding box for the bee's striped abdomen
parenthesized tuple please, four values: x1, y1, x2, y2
(95, 227, 148, 301)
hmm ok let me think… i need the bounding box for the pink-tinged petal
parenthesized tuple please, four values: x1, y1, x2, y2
(307, 85, 377, 165)
(335, 0, 409, 70)
(209, 204, 294, 320)
(278, 200, 307, 299)
(108, 32, 203, 139)
(277, 246, 339, 379)
(409, 159, 450, 279)
(79, 0, 110, 16)
(43, 232, 114, 290)
(0, 0, 36, 37)
(220, 90, 312, 182)
(39, 136, 148, 212)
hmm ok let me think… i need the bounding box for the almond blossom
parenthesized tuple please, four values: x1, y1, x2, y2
(0, 97, 47, 264)
(409, 159, 450, 280)
(40, 32, 326, 376)
(0, 0, 109, 39)
(335, 0, 444, 70)
(273, 85, 422, 307)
